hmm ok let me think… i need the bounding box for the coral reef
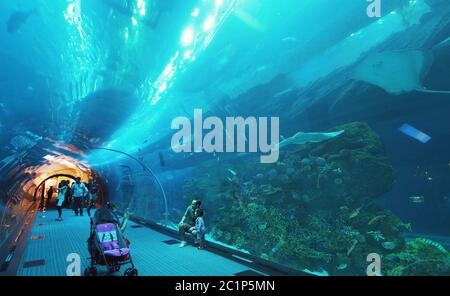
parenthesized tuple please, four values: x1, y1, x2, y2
(384, 238, 450, 276)
(180, 122, 446, 275)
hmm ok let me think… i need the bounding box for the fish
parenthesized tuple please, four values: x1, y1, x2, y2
(277, 130, 345, 150)
(352, 50, 450, 95)
(409, 196, 425, 203)
(159, 152, 165, 167)
(434, 36, 450, 49)
(282, 37, 297, 42)
(349, 207, 362, 219)
(227, 169, 237, 176)
(273, 88, 294, 98)
(347, 239, 358, 256)
(368, 215, 385, 225)
(103, 0, 174, 29)
(417, 238, 448, 253)
(302, 268, 329, 276)
(233, 8, 265, 31)
(382, 241, 397, 250)
(6, 9, 37, 33)
(400, 222, 412, 232)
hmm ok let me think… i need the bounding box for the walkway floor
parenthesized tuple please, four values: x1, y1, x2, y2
(16, 209, 262, 276)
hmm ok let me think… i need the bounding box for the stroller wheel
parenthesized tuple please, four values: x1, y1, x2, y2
(124, 268, 138, 277)
(109, 266, 120, 273)
(84, 267, 97, 276)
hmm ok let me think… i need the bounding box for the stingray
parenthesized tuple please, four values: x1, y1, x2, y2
(277, 130, 345, 149)
(352, 50, 450, 95)
(6, 9, 37, 33)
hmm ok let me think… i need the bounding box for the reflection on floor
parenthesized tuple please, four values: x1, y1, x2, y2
(17, 209, 262, 276)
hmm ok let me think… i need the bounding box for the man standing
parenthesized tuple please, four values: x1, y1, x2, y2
(178, 200, 202, 248)
(71, 177, 88, 216)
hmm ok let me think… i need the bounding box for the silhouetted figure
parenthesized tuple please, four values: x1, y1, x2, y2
(46, 186, 54, 204)
(65, 180, 73, 208)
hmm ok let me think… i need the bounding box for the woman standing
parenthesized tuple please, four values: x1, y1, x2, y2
(56, 180, 68, 221)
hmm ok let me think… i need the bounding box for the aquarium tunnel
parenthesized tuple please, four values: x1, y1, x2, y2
(0, 0, 450, 276)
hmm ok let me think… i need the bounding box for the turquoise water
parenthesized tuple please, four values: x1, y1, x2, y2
(1, 0, 450, 275)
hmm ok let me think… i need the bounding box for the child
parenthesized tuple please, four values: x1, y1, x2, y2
(190, 209, 207, 250)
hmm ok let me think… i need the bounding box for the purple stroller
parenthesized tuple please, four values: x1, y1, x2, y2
(84, 207, 138, 276)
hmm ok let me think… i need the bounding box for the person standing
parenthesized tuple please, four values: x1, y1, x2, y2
(46, 186, 54, 205)
(87, 179, 99, 217)
(71, 177, 88, 216)
(82, 182, 89, 209)
(55, 181, 68, 221)
(65, 180, 72, 209)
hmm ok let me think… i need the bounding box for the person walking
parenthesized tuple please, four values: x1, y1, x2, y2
(71, 177, 88, 216)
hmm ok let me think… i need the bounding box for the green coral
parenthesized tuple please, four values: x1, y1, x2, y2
(367, 230, 385, 242)
(179, 122, 430, 274)
(385, 238, 450, 276)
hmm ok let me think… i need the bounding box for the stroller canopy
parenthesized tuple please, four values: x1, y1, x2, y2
(93, 206, 121, 225)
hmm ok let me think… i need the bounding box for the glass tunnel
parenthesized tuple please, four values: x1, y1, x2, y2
(0, 0, 449, 277)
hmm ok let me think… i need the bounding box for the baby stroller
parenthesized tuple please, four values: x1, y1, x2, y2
(84, 205, 138, 276)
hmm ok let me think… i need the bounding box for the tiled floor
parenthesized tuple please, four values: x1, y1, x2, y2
(16, 209, 261, 276)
